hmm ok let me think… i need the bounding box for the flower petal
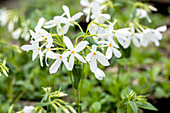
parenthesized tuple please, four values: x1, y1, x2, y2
(86, 53, 93, 61)
(62, 5, 71, 19)
(112, 48, 121, 58)
(96, 51, 110, 66)
(69, 54, 75, 70)
(156, 25, 167, 32)
(72, 12, 83, 21)
(75, 41, 88, 52)
(35, 17, 45, 31)
(63, 36, 74, 50)
(49, 59, 61, 74)
(90, 57, 97, 72)
(106, 47, 112, 59)
(75, 53, 86, 63)
(62, 57, 71, 71)
(21, 45, 34, 52)
(80, 0, 89, 7)
(132, 37, 140, 47)
(32, 49, 39, 61)
(94, 68, 105, 80)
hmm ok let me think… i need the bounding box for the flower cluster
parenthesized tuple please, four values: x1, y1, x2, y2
(21, 1, 166, 80)
(0, 9, 30, 41)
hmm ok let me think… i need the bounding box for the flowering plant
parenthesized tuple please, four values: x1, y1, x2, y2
(18, 0, 167, 113)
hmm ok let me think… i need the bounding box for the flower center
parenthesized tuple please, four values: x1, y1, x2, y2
(44, 37, 47, 39)
(59, 55, 62, 59)
(47, 48, 49, 51)
(69, 19, 72, 22)
(109, 44, 112, 47)
(71, 51, 75, 54)
(38, 48, 41, 50)
(56, 22, 59, 26)
(131, 33, 134, 36)
(93, 52, 96, 55)
(38, 32, 41, 34)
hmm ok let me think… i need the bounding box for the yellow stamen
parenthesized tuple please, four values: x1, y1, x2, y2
(44, 37, 47, 39)
(38, 32, 41, 34)
(71, 51, 75, 54)
(131, 33, 134, 36)
(47, 48, 49, 51)
(38, 48, 41, 50)
(109, 44, 112, 47)
(59, 55, 62, 59)
(56, 22, 59, 26)
(93, 52, 96, 55)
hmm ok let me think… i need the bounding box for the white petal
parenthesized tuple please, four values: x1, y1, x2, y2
(32, 50, 39, 61)
(63, 36, 74, 50)
(112, 48, 121, 58)
(86, 53, 93, 61)
(75, 53, 86, 63)
(132, 37, 140, 47)
(35, 17, 45, 31)
(80, 0, 89, 6)
(21, 45, 33, 52)
(12, 28, 22, 39)
(69, 54, 75, 70)
(90, 57, 97, 72)
(75, 41, 88, 52)
(94, 68, 105, 80)
(156, 25, 167, 32)
(72, 12, 83, 21)
(8, 21, 14, 32)
(61, 23, 70, 34)
(47, 51, 58, 59)
(62, 57, 71, 71)
(49, 59, 61, 74)
(62, 5, 71, 19)
(101, 14, 110, 20)
(91, 45, 97, 52)
(106, 47, 112, 59)
(96, 51, 110, 66)
(63, 51, 71, 57)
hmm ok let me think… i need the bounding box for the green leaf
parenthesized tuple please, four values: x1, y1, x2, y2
(136, 101, 158, 111)
(91, 102, 101, 112)
(72, 64, 83, 89)
(117, 58, 129, 66)
(131, 7, 136, 21)
(73, 32, 85, 40)
(154, 86, 166, 98)
(36, 102, 50, 107)
(128, 101, 138, 113)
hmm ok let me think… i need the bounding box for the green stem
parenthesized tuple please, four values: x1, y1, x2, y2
(69, 72, 76, 105)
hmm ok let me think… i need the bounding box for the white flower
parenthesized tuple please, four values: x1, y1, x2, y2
(43, 14, 68, 35)
(43, 34, 54, 66)
(80, 0, 94, 23)
(21, 27, 30, 41)
(12, 28, 22, 40)
(88, 23, 107, 43)
(140, 25, 167, 47)
(94, 68, 105, 80)
(136, 8, 151, 23)
(86, 45, 110, 72)
(49, 53, 70, 74)
(114, 28, 130, 48)
(29, 17, 48, 40)
(23, 106, 34, 113)
(63, 36, 88, 70)
(8, 20, 14, 32)
(125, 23, 143, 48)
(61, 5, 83, 35)
(0, 9, 8, 26)
(91, 2, 110, 23)
(56, 92, 68, 97)
(21, 41, 44, 66)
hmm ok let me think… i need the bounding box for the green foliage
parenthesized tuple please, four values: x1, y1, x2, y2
(117, 88, 157, 113)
